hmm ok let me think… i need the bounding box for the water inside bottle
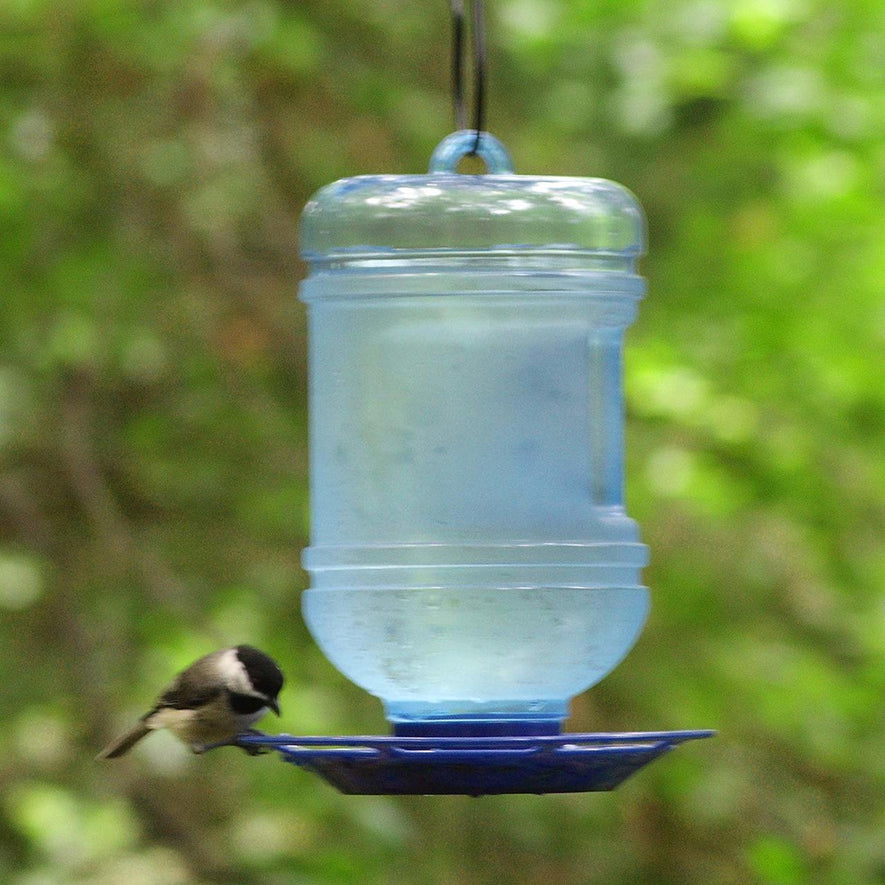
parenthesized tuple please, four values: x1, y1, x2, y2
(303, 584, 648, 722)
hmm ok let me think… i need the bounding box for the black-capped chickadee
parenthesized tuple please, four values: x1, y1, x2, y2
(97, 645, 284, 759)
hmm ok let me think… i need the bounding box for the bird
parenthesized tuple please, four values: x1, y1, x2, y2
(96, 645, 284, 759)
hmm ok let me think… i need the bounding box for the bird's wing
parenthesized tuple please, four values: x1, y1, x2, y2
(152, 654, 225, 711)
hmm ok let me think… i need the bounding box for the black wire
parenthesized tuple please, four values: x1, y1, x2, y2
(450, 0, 486, 155)
(451, 0, 466, 131)
(471, 0, 485, 151)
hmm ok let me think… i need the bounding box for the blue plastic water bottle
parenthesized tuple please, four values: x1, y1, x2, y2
(298, 131, 649, 734)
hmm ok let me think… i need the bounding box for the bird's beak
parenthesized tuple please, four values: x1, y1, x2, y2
(268, 698, 281, 716)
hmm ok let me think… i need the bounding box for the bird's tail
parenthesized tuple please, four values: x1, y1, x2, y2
(96, 721, 152, 760)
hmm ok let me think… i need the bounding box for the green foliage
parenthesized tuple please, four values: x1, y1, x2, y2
(0, 0, 882, 882)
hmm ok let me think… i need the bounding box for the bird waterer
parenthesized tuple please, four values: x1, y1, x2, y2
(236, 131, 712, 794)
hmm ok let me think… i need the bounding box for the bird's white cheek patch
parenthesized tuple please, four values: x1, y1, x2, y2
(216, 648, 252, 694)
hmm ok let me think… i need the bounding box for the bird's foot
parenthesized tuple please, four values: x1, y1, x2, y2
(238, 729, 270, 755)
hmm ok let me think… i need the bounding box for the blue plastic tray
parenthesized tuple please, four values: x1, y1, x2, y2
(230, 730, 714, 796)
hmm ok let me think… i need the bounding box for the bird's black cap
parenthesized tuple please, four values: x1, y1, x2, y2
(235, 645, 284, 713)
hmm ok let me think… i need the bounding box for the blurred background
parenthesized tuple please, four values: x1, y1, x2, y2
(0, 0, 883, 882)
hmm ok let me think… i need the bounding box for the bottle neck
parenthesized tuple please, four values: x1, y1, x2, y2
(300, 251, 645, 308)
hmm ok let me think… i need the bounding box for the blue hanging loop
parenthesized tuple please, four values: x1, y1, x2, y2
(428, 129, 513, 173)
(451, 0, 486, 156)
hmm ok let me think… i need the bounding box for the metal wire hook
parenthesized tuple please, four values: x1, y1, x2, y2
(450, 0, 486, 156)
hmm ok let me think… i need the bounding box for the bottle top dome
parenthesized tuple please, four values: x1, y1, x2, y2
(299, 131, 646, 266)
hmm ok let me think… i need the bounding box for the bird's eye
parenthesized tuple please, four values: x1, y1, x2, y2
(228, 692, 266, 715)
